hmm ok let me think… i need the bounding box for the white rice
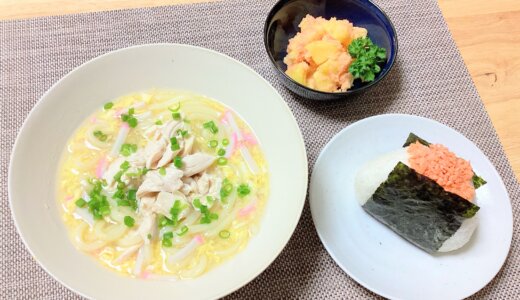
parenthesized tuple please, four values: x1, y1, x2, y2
(355, 147, 478, 252)
(355, 148, 409, 205)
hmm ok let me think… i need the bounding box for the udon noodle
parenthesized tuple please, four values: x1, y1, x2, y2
(57, 90, 269, 279)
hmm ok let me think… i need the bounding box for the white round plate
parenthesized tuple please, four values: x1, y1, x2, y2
(309, 114, 512, 300)
(9, 44, 308, 300)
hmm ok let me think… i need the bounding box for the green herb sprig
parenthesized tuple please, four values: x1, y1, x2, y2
(348, 37, 387, 83)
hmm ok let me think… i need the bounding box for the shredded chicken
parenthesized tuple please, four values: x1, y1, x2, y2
(137, 167, 184, 198)
(182, 153, 216, 177)
(154, 191, 189, 218)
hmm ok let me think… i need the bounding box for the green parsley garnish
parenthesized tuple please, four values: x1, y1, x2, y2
(93, 130, 108, 142)
(348, 37, 387, 83)
(237, 184, 251, 198)
(103, 102, 114, 110)
(203, 121, 219, 134)
(124, 216, 135, 227)
(120, 143, 137, 157)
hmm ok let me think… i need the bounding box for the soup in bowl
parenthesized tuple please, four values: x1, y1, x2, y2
(58, 90, 269, 279)
(9, 44, 308, 299)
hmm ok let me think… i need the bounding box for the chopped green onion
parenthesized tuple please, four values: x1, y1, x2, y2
(162, 231, 174, 247)
(208, 140, 218, 148)
(162, 238, 172, 247)
(206, 196, 214, 206)
(113, 189, 125, 200)
(127, 117, 138, 128)
(172, 112, 181, 120)
(124, 216, 135, 227)
(147, 233, 152, 240)
(117, 182, 125, 190)
(75, 198, 87, 208)
(177, 129, 189, 137)
(220, 179, 233, 201)
(120, 161, 130, 170)
(155, 120, 163, 125)
(85, 179, 111, 220)
(195, 199, 218, 224)
(120, 143, 137, 157)
(193, 198, 202, 209)
(127, 189, 137, 201)
(219, 230, 231, 239)
(217, 148, 226, 156)
(170, 200, 185, 225)
(103, 102, 114, 110)
(99, 205, 110, 216)
(174, 156, 183, 168)
(170, 137, 180, 151)
(203, 121, 219, 134)
(93, 130, 108, 142)
(121, 108, 138, 128)
(113, 171, 124, 183)
(222, 138, 229, 146)
(158, 216, 174, 228)
(117, 199, 130, 206)
(177, 225, 189, 236)
(217, 157, 228, 165)
(159, 167, 166, 176)
(168, 103, 181, 112)
(237, 184, 251, 198)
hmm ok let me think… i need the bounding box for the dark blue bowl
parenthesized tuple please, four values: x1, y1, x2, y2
(264, 0, 398, 100)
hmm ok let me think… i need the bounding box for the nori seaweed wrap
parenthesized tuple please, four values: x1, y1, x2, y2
(358, 133, 484, 253)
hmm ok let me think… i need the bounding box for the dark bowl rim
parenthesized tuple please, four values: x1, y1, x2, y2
(263, 0, 399, 97)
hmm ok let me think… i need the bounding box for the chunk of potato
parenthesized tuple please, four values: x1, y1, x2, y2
(286, 62, 310, 85)
(311, 60, 343, 92)
(324, 18, 354, 46)
(304, 40, 342, 65)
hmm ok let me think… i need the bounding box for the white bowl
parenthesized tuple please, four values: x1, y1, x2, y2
(9, 44, 308, 300)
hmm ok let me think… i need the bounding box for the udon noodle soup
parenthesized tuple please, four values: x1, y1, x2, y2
(57, 90, 269, 279)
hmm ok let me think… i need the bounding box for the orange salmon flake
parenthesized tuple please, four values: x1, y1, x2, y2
(407, 141, 475, 201)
